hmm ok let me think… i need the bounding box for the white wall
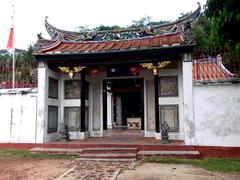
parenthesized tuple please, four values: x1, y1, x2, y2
(0, 89, 38, 143)
(193, 83, 240, 146)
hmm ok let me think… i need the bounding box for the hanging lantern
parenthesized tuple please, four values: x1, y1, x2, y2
(110, 68, 116, 73)
(88, 67, 99, 77)
(130, 65, 140, 76)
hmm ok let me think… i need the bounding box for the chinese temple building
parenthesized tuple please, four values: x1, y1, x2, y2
(34, 4, 201, 143)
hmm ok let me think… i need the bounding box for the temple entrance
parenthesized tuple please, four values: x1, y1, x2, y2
(102, 78, 144, 134)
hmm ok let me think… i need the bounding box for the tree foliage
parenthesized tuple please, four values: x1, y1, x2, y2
(76, 25, 91, 33)
(129, 16, 169, 28)
(193, 13, 213, 48)
(0, 44, 36, 62)
(77, 16, 170, 33)
(94, 25, 122, 31)
(205, 0, 240, 51)
(130, 15, 153, 28)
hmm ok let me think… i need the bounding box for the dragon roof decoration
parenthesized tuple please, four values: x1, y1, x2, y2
(35, 3, 201, 53)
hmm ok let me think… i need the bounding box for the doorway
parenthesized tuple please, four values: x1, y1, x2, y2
(103, 78, 144, 132)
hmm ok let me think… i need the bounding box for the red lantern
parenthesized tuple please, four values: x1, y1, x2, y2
(130, 65, 140, 76)
(88, 67, 99, 77)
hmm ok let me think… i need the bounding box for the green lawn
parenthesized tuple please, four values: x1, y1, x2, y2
(143, 157, 240, 173)
(0, 149, 77, 160)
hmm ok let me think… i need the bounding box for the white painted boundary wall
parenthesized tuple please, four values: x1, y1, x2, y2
(193, 83, 240, 146)
(0, 89, 38, 143)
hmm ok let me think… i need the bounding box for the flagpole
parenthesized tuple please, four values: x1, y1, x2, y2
(12, 4, 15, 89)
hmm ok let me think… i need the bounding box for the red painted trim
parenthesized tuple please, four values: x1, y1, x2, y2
(195, 146, 240, 158)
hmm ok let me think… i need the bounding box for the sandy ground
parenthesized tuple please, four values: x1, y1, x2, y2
(0, 158, 71, 179)
(117, 163, 240, 180)
(0, 159, 240, 180)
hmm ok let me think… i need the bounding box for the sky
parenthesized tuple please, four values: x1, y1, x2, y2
(0, 0, 206, 50)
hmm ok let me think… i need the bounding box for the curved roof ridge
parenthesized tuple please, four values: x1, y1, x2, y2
(44, 3, 201, 42)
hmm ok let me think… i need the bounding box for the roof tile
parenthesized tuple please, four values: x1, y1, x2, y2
(192, 62, 231, 80)
(39, 33, 185, 54)
(140, 38, 151, 48)
(67, 44, 85, 52)
(150, 36, 160, 47)
(84, 43, 99, 52)
(92, 42, 106, 51)
(101, 42, 115, 51)
(111, 41, 123, 50)
(130, 40, 141, 49)
(121, 41, 132, 49)
(160, 36, 169, 46)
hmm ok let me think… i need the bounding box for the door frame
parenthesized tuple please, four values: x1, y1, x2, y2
(102, 78, 144, 131)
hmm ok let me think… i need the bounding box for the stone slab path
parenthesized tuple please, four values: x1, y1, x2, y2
(57, 159, 135, 180)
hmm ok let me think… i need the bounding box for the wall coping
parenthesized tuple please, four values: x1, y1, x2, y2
(0, 88, 38, 95)
(193, 79, 240, 86)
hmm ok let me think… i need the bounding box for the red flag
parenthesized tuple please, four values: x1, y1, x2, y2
(7, 28, 14, 49)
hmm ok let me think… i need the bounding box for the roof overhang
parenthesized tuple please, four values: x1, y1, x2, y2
(35, 44, 195, 66)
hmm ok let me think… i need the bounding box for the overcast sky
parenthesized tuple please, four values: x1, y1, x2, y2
(0, 0, 206, 50)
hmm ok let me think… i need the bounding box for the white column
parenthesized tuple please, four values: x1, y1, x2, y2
(182, 53, 195, 145)
(116, 95, 122, 126)
(107, 92, 113, 129)
(36, 61, 48, 143)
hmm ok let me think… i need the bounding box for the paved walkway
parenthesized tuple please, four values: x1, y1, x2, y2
(57, 159, 135, 180)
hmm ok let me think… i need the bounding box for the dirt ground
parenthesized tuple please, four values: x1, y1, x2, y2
(117, 163, 240, 180)
(0, 158, 71, 179)
(0, 159, 240, 180)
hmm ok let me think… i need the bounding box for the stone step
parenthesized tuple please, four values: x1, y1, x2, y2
(79, 153, 137, 160)
(137, 150, 201, 159)
(77, 158, 136, 162)
(30, 147, 83, 155)
(81, 147, 138, 154)
(105, 133, 142, 137)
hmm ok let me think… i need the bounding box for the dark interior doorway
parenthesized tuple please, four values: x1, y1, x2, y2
(103, 78, 144, 131)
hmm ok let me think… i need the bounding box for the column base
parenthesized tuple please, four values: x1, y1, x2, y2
(107, 125, 113, 129)
(69, 131, 89, 139)
(155, 133, 161, 140)
(90, 131, 104, 137)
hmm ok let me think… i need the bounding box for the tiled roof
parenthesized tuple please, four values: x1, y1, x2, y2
(192, 61, 232, 81)
(38, 33, 183, 54)
(34, 4, 201, 54)
(43, 4, 201, 43)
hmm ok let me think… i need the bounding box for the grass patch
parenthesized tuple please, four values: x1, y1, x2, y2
(0, 149, 78, 160)
(143, 157, 240, 173)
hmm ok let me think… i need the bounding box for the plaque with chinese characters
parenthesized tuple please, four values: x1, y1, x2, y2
(48, 77, 58, 99)
(160, 105, 179, 132)
(64, 80, 80, 99)
(48, 106, 58, 133)
(159, 76, 178, 97)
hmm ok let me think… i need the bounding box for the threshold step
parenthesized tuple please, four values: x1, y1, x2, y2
(30, 147, 83, 155)
(137, 150, 201, 159)
(77, 158, 136, 162)
(79, 153, 137, 159)
(81, 147, 138, 154)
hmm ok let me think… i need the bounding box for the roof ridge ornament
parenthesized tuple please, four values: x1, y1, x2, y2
(43, 3, 201, 43)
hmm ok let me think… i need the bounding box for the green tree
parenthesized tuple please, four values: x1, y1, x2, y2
(205, 0, 240, 51)
(76, 25, 91, 33)
(193, 13, 214, 48)
(94, 25, 122, 31)
(22, 44, 36, 62)
(130, 15, 153, 28)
